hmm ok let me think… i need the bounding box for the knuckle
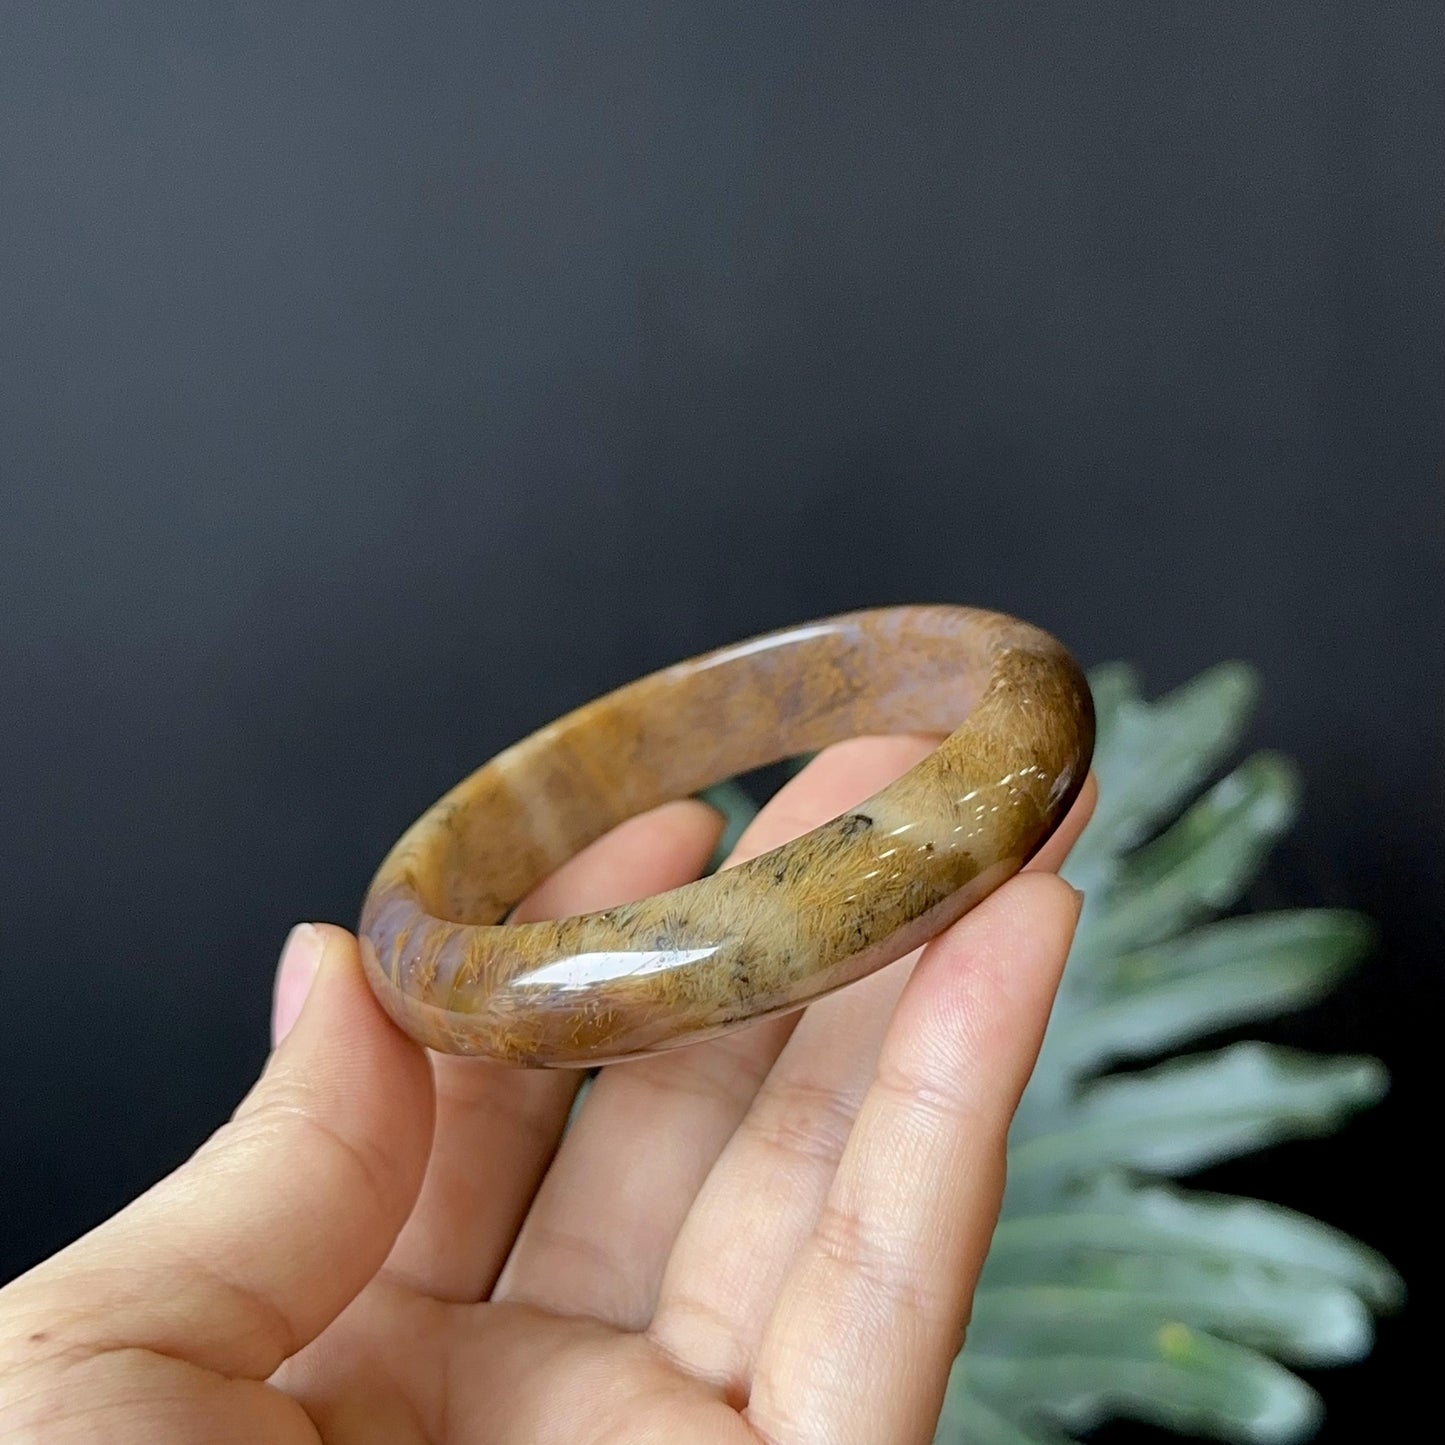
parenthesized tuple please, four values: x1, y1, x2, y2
(223, 1085, 399, 1239)
(811, 1198, 938, 1321)
(742, 1078, 860, 1174)
(871, 1056, 979, 1129)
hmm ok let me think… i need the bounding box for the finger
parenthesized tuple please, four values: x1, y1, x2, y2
(493, 737, 940, 1329)
(649, 773, 1095, 1393)
(0, 925, 433, 1380)
(746, 872, 1082, 1444)
(383, 798, 725, 1302)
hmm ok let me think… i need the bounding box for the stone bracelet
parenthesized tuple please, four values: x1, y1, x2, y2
(358, 605, 1094, 1066)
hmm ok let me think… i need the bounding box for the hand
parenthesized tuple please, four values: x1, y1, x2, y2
(0, 737, 1094, 1444)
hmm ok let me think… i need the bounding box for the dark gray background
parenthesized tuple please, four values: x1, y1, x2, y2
(1, 3, 1439, 1439)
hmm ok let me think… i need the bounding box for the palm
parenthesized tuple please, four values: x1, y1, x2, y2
(274, 1283, 755, 1444)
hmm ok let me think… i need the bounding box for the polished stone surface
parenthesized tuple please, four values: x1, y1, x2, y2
(359, 606, 1093, 1065)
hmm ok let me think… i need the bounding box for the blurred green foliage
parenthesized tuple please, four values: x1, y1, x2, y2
(704, 661, 1402, 1443)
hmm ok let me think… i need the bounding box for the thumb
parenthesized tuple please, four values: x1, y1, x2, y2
(1, 924, 434, 1380)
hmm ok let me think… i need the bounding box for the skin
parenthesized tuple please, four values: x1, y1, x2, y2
(0, 738, 1095, 1444)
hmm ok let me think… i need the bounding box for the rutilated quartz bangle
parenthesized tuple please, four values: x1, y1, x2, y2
(358, 605, 1094, 1066)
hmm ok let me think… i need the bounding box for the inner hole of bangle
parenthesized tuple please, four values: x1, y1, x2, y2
(412, 615, 996, 925)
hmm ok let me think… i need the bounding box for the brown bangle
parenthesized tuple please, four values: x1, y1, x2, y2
(358, 605, 1093, 1066)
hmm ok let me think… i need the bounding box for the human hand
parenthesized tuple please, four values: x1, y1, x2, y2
(0, 737, 1094, 1444)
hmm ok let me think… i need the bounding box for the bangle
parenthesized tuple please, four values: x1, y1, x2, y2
(358, 605, 1093, 1066)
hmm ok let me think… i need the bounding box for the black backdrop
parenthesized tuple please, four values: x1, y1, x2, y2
(1, 4, 1439, 1440)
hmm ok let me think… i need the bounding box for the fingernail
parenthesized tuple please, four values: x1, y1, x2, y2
(271, 923, 323, 1046)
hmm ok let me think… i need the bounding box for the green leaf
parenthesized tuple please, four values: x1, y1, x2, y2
(1067, 661, 1259, 883)
(935, 1381, 1074, 1445)
(1049, 911, 1376, 1071)
(1082, 660, 1142, 740)
(704, 659, 1399, 1445)
(1068, 752, 1300, 966)
(985, 1175, 1405, 1314)
(697, 779, 758, 872)
(971, 1263, 1373, 1365)
(959, 1322, 1322, 1444)
(1009, 1043, 1388, 1178)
